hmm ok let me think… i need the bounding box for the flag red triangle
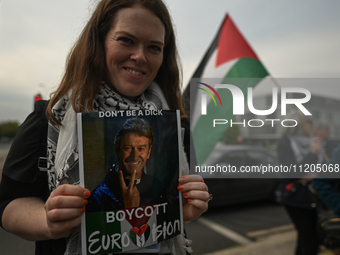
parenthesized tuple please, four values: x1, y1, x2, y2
(216, 15, 259, 67)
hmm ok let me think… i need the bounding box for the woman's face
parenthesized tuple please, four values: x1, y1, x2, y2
(104, 4, 165, 100)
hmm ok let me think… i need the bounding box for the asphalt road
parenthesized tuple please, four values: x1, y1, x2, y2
(0, 228, 35, 255)
(0, 143, 293, 255)
(186, 201, 292, 255)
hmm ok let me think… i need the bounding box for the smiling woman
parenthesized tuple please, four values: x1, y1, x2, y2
(0, 1, 209, 255)
(45, 0, 185, 126)
(104, 4, 165, 100)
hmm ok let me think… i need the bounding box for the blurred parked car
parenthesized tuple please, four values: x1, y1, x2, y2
(201, 143, 280, 207)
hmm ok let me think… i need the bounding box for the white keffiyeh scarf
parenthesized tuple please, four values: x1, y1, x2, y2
(289, 135, 323, 164)
(46, 81, 191, 255)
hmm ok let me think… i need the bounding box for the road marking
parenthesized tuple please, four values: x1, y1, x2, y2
(197, 217, 253, 245)
(246, 224, 294, 238)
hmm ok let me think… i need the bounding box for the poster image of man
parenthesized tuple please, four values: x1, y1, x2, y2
(86, 117, 165, 212)
(79, 110, 182, 253)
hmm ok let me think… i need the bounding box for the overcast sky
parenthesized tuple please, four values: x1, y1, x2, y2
(0, 0, 339, 123)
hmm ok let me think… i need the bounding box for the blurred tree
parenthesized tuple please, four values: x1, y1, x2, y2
(0, 121, 20, 139)
(221, 124, 240, 144)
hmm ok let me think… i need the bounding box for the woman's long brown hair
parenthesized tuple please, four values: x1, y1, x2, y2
(46, 0, 188, 125)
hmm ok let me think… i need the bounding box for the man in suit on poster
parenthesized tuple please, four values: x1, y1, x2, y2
(86, 117, 164, 212)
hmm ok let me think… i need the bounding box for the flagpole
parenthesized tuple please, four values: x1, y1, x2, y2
(261, 61, 282, 91)
(268, 74, 282, 90)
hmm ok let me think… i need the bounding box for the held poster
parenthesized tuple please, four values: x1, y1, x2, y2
(77, 110, 183, 254)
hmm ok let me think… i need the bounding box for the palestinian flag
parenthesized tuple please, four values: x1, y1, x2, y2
(185, 14, 269, 166)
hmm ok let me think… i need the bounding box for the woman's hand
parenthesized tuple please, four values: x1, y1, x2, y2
(119, 170, 140, 208)
(178, 175, 209, 223)
(310, 137, 322, 154)
(44, 184, 90, 239)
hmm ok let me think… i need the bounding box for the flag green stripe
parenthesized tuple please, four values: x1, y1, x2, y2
(193, 58, 268, 165)
(224, 58, 268, 79)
